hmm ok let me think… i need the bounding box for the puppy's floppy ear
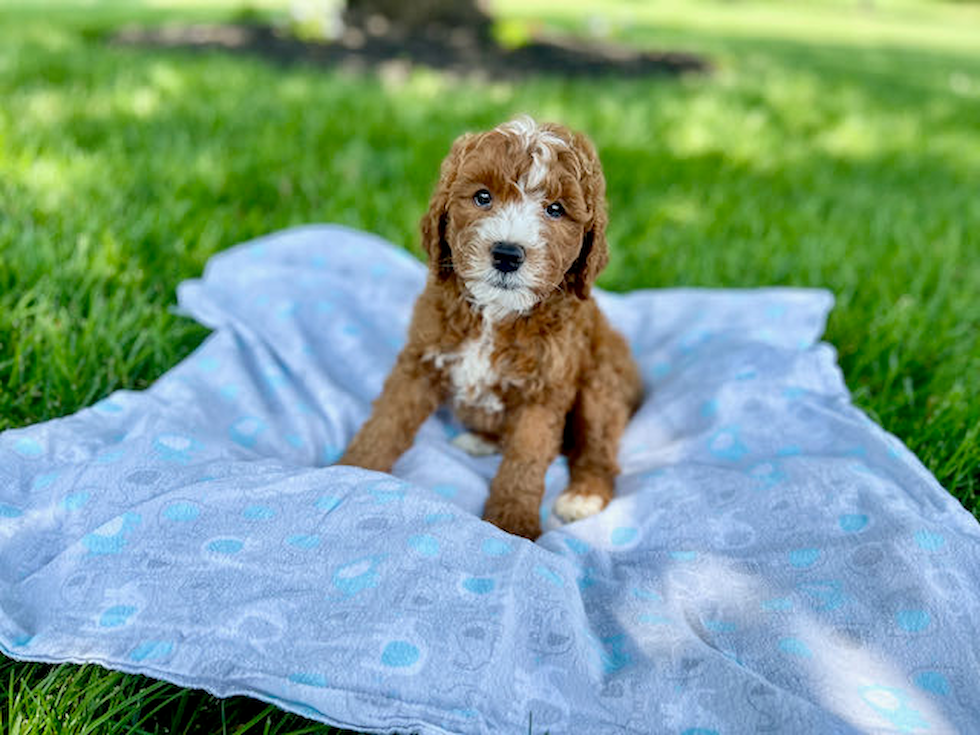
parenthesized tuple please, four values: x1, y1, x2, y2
(420, 132, 475, 280)
(564, 131, 609, 299)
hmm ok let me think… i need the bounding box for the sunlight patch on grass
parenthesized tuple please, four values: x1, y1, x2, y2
(495, 0, 980, 56)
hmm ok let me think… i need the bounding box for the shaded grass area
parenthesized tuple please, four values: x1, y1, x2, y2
(1, 660, 337, 733)
(1, 1, 978, 732)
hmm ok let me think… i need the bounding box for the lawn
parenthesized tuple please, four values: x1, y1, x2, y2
(1, 0, 978, 732)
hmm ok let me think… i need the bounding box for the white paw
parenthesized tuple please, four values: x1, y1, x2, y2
(553, 493, 606, 523)
(450, 432, 499, 457)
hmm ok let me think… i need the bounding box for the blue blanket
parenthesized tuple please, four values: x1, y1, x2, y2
(1, 225, 977, 734)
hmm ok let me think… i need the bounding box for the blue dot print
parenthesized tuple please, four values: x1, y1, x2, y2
(368, 481, 405, 504)
(100, 605, 137, 628)
(0, 503, 23, 518)
(611, 527, 638, 546)
(381, 640, 419, 668)
(263, 369, 286, 390)
(316, 495, 342, 512)
(220, 384, 240, 400)
(229, 417, 265, 448)
(631, 587, 662, 602)
(95, 449, 126, 465)
(703, 619, 737, 633)
(914, 671, 950, 696)
(778, 637, 812, 658)
(13, 437, 43, 458)
(564, 537, 590, 555)
(761, 597, 793, 612)
(287, 534, 321, 550)
(789, 548, 820, 568)
(481, 538, 512, 556)
(130, 640, 174, 662)
(463, 577, 494, 594)
(94, 399, 124, 413)
(153, 433, 200, 463)
(670, 550, 698, 562)
(163, 502, 200, 522)
(914, 530, 945, 552)
(707, 426, 748, 461)
(765, 302, 787, 319)
(32, 472, 59, 490)
(798, 580, 846, 611)
(62, 492, 90, 512)
(197, 356, 220, 373)
(289, 672, 327, 688)
(83, 513, 141, 555)
(839, 514, 869, 533)
(534, 565, 563, 588)
(333, 556, 381, 598)
(859, 685, 929, 731)
(895, 609, 931, 633)
(243, 505, 276, 521)
(85, 534, 127, 555)
(432, 483, 457, 499)
(408, 534, 439, 558)
(207, 538, 244, 555)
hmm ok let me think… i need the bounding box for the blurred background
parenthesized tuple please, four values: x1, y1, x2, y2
(0, 2, 978, 727)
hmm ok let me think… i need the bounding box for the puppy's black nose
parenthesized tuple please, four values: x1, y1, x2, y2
(491, 241, 525, 273)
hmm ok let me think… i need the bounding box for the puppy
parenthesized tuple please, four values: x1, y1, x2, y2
(339, 116, 642, 539)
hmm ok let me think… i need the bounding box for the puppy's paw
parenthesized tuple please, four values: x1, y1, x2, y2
(553, 491, 608, 523)
(482, 499, 541, 540)
(335, 447, 391, 473)
(451, 432, 499, 457)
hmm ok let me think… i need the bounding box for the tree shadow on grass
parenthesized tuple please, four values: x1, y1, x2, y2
(110, 20, 709, 80)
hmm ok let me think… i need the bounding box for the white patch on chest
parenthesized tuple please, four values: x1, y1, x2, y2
(427, 320, 504, 413)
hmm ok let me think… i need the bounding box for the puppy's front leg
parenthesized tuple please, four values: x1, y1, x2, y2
(338, 351, 439, 473)
(482, 404, 564, 540)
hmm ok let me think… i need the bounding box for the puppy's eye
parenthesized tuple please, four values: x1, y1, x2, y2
(473, 189, 493, 208)
(545, 202, 565, 219)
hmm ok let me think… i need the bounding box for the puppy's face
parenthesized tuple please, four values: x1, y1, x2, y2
(422, 117, 608, 320)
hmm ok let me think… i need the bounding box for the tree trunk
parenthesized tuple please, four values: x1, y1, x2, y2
(342, 0, 494, 46)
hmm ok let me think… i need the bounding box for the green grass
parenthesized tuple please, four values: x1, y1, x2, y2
(1, 0, 978, 732)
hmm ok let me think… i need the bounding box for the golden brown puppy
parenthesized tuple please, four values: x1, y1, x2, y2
(339, 116, 642, 539)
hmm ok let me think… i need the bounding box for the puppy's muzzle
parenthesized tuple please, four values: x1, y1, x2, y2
(491, 241, 525, 273)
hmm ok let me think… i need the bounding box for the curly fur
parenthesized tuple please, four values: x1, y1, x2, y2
(339, 117, 642, 539)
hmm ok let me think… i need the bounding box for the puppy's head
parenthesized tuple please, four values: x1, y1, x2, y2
(421, 116, 608, 320)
